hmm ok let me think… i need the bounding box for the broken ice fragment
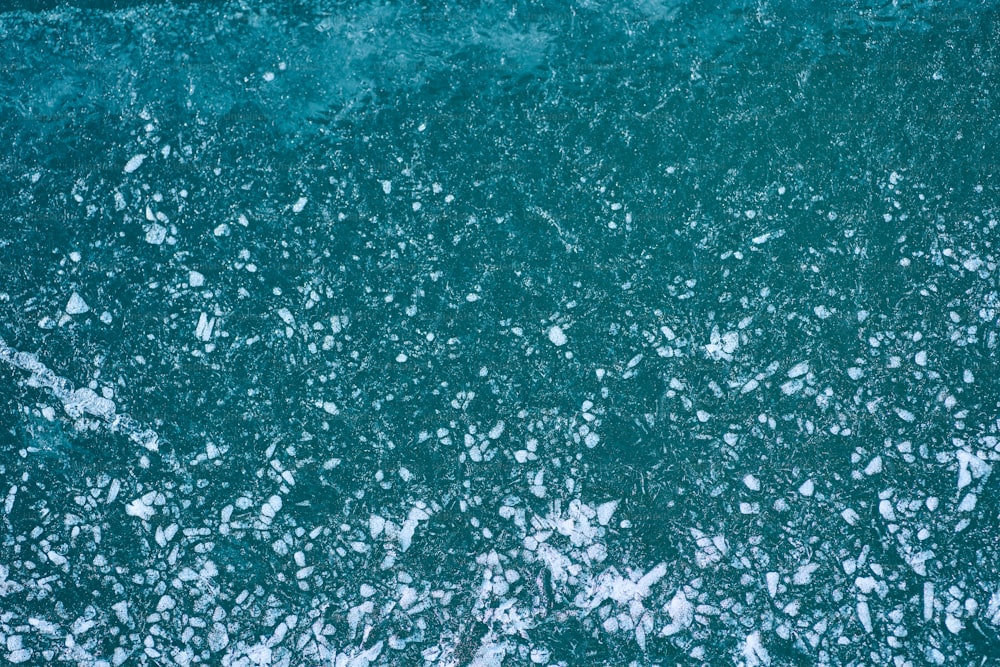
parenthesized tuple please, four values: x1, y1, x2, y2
(65, 292, 89, 315)
(123, 154, 146, 173)
(596, 500, 619, 526)
(145, 223, 167, 244)
(766, 572, 779, 597)
(787, 361, 809, 378)
(704, 326, 738, 361)
(548, 325, 567, 346)
(661, 590, 693, 635)
(125, 492, 156, 521)
(857, 601, 873, 633)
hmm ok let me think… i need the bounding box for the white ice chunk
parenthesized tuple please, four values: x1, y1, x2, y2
(548, 325, 567, 346)
(945, 614, 963, 634)
(741, 631, 771, 666)
(963, 257, 983, 272)
(260, 495, 282, 522)
(787, 361, 809, 378)
(864, 456, 883, 475)
(64, 387, 114, 419)
(208, 623, 229, 651)
(123, 154, 146, 173)
(125, 492, 156, 521)
(596, 500, 619, 526)
(65, 292, 89, 315)
(780, 379, 803, 395)
(793, 562, 819, 585)
(957, 450, 990, 490)
(28, 618, 57, 634)
(743, 474, 761, 491)
(690, 528, 726, 567)
(195, 312, 215, 342)
(7, 649, 32, 664)
(344, 641, 383, 667)
(636, 562, 667, 595)
(529, 647, 549, 665)
(145, 223, 167, 245)
(958, 493, 977, 512)
(766, 572, 779, 598)
(988, 591, 1000, 627)
(246, 643, 272, 665)
(4, 485, 16, 515)
(107, 479, 120, 504)
(468, 641, 506, 667)
(958, 460, 973, 490)
(189, 271, 205, 287)
(292, 197, 308, 213)
(704, 327, 738, 361)
(857, 600, 873, 633)
(110, 601, 129, 625)
(661, 590, 693, 635)
(399, 520, 417, 552)
(855, 576, 877, 594)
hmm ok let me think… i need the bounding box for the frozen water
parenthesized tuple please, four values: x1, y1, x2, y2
(547, 325, 567, 346)
(123, 154, 146, 173)
(65, 292, 89, 315)
(1, 3, 997, 666)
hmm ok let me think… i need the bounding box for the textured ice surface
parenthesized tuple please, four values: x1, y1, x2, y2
(1, 1, 999, 666)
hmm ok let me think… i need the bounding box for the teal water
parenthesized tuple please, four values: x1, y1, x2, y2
(1, 2, 999, 665)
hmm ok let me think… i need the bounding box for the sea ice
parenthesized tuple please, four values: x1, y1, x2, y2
(65, 292, 89, 315)
(548, 325, 567, 346)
